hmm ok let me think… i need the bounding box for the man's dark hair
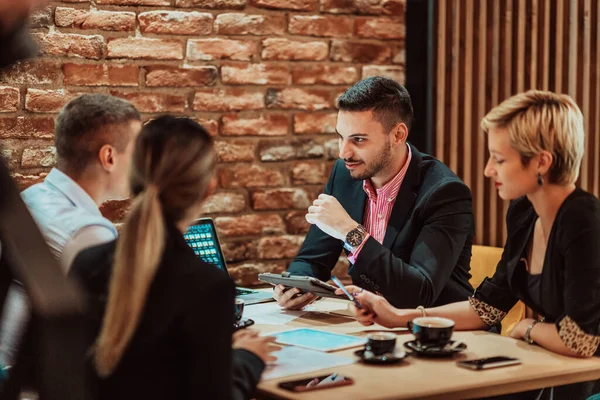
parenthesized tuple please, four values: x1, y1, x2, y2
(55, 94, 141, 173)
(337, 76, 414, 133)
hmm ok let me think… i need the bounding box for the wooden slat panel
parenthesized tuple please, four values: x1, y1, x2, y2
(433, 0, 600, 247)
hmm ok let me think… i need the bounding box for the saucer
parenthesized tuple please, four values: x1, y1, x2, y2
(354, 349, 407, 365)
(234, 318, 255, 330)
(403, 340, 467, 357)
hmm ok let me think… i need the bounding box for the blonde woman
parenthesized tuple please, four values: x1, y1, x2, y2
(340, 91, 600, 398)
(70, 116, 279, 400)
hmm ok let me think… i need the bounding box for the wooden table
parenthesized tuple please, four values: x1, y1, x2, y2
(251, 297, 600, 400)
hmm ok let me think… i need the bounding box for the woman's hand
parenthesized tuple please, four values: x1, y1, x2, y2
(335, 286, 405, 328)
(508, 318, 536, 340)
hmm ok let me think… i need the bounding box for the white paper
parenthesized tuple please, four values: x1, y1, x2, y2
(244, 302, 306, 325)
(260, 346, 355, 381)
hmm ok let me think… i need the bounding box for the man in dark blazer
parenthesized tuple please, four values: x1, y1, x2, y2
(274, 77, 475, 310)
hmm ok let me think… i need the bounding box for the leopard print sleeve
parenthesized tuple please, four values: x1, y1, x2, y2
(557, 316, 600, 357)
(468, 296, 507, 326)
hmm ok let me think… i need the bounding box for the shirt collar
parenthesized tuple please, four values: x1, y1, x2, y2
(44, 168, 102, 216)
(363, 144, 413, 202)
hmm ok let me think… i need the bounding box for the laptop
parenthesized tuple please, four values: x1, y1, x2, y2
(183, 218, 275, 305)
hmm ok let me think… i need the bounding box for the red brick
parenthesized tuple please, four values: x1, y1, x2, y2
(221, 114, 288, 136)
(285, 210, 310, 234)
(355, 17, 404, 39)
(100, 199, 132, 222)
(200, 192, 246, 213)
(221, 240, 257, 263)
(221, 63, 289, 85)
(215, 140, 256, 163)
(0, 60, 61, 85)
(252, 188, 310, 210)
(0, 87, 19, 112)
(362, 65, 405, 83)
(288, 16, 353, 38)
(228, 261, 286, 286)
(25, 89, 77, 113)
(266, 88, 331, 111)
(110, 91, 186, 113)
(320, 0, 356, 13)
(215, 13, 286, 36)
(21, 146, 57, 168)
(294, 113, 337, 135)
(192, 118, 219, 136)
(257, 235, 304, 259)
(0, 117, 54, 139)
(219, 165, 285, 188)
(175, 0, 246, 9)
(30, 6, 53, 28)
(356, 0, 405, 15)
(63, 63, 139, 87)
(139, 11, 213, 35)
(250, 0, 317, 11)
(292, 162, 328, 184)
(215, 214, 285, 237)
(98, 0, 169, 5)
(55, 7, 136, 31)
(108, 38, 183, 60)
(145, 66, 217, 87)
(325, 138, 339, 159)
(291, 65, 358, 85)
(11, 172, 48, 191)
(330, 40, 392, 63)
(259, 139, 323, 161)
(187, 38, 257, 61)
(393, 47, 404, 64)
(261, 38, 328, 61)
(33, 33, 105, 59)
(194, 89, 263, 112)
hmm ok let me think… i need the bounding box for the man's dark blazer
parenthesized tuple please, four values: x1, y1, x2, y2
(287, 143, 475, 308)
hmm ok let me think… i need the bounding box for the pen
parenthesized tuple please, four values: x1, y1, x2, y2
(331, 276, 363, 310)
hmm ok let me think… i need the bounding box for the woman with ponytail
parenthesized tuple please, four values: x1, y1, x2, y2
(70, 116, 278, 400)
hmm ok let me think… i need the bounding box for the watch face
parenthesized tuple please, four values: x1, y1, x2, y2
(346, 229, 364, 247)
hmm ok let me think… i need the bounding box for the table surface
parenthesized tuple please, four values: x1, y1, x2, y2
(251, 296, 600, 400)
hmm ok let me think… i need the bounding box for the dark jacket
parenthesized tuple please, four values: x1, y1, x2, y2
(288, 144, 475, 308)
(70, 218, 264, 400)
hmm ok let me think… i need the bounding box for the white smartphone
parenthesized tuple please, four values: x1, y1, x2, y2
(457, 356, 521, 370)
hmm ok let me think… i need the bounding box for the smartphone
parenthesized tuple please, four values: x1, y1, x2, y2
(278, 373, 353, 392)
(457, 356, 521, 370)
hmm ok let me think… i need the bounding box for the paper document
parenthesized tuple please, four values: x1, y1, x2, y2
(261, 346, 355, 381)
(244, 302, 306, 325)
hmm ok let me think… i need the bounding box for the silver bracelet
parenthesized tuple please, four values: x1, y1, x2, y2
(416, 305, 427, 317)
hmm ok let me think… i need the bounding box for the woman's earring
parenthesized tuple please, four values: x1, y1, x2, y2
(537, 173, 544, 187)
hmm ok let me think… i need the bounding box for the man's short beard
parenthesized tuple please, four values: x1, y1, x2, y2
(349, 138, 392, 181)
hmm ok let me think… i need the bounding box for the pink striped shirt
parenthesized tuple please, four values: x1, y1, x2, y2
(348, 145, 412, 264)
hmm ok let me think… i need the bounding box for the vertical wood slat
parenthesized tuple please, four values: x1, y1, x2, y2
(433, 0, 600, 247)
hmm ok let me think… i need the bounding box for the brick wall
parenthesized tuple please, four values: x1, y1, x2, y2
(0, 0, 405, 286)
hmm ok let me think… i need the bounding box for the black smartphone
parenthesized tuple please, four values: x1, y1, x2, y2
(278, 373, 353, 392)
(457, 356, 521, 370)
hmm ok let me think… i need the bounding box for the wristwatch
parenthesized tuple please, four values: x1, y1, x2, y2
(343, 224, 367, 252)
(524, 320, 539, 344)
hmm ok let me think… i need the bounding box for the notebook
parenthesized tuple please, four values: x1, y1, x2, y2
(183, 218, 275, 305)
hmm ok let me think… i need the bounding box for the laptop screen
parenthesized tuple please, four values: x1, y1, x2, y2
(183, 219, 227, 273)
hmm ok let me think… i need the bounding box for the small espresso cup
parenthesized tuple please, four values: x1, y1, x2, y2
(365, 332, 397, 356)
(407, 317, 454, 346)
(234, 299, 245, 323)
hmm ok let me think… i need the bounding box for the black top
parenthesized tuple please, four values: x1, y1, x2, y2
(288, 144, 475, 308)
(70, 218, 264, 400)
(473, 188, 600, 357)
(525, 270, 542, 312)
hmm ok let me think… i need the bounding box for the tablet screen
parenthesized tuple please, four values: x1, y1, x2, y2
(273, 328, 367, 352)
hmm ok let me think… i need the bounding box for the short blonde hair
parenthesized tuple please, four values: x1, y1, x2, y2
(481, 90, 585, 185)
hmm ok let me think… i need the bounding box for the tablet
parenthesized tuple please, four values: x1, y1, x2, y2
(272, 328, 367, 352)
(258, 273, 343, 299)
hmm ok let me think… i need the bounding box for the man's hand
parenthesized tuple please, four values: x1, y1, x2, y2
(272, 284, 318, 310)
(232, 329, 282, 364)
(305, 194, 358, 240)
